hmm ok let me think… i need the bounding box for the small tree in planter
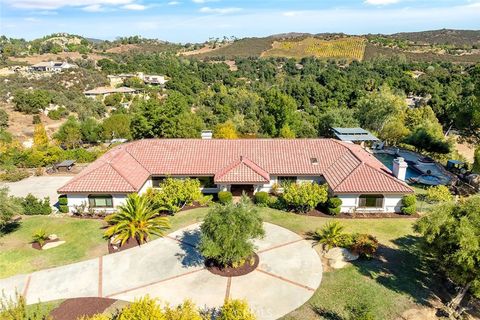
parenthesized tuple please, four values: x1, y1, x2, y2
(199, 196, 265, 268)
(281, 183, 328, 213)
(105, 193, 171, 246)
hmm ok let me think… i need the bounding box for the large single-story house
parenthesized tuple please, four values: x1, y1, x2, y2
(57, 139, 413, 213)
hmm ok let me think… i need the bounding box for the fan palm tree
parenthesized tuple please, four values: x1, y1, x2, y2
(312, 221, 345, 251)
(104, 193, 171, 246)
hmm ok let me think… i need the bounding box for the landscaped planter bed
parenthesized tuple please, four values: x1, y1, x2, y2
(31, 238, 61, 250)
(205, 253, 259, 277)
(50, 297, 118, 320)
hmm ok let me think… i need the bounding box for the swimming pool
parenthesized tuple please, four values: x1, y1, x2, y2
(374, 152, 452, 185)
(373, 153, 421, 181)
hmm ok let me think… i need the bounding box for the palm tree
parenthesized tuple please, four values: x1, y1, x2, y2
(312, 221, 345, 251)
(104, 193, 171, 246)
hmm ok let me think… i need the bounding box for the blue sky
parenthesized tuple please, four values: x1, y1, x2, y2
(1, 0, 479, 42)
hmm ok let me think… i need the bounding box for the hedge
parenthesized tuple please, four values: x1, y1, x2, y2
(218, 191, 233, 204)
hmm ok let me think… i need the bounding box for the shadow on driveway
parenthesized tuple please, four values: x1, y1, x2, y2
(174, 229, 204, 268)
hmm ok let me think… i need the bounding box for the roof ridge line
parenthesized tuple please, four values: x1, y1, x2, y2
(332, 161, 364, 191)
(123, 146, 152, 174)
(108, 162, 137, 191)
(240, 156, 270, 181)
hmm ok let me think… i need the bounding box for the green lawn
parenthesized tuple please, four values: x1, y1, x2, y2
(0, 216, 107, 279)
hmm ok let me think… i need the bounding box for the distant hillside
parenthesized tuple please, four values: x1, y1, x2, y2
(193, 37, 275, 59)
(188, 30, 480, 63)
(389, 29, 480, 46)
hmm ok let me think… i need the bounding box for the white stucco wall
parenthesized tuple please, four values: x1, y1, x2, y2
(66, 193, 128, 213)
(138, 179, 152, 195)
(337, 194, 404, 213)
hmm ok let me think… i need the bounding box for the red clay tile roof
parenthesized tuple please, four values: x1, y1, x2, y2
(58, 139, 413, 194)
(214, 156, 270, 183)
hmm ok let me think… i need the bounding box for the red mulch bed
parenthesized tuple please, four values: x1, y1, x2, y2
(205, 253, 259, 277)
(108, 237, 141, 254)
(305, 209, 420, 219)
(50, 297, 117, 320)
(31, 238, 60, 250)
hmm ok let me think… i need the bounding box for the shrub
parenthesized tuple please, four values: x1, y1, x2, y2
(0, 168, 30, 182)
(346, 301, 376, 320)
(21, 194, 52, 215)
(0, 187, 23, 229)
(116, 296, 165, 320)
(401, 206, 416, 215)
(326, 197, 342, 215)
(32, 114, 41, 124)
(47, 107, 68, 120)
(164, 299, 203, 320)
(402, 194, 416, 207)
(199, 196, 265, 267)
(282, 183, 328, 213)
(145, 178, 207, 214)
(58, 195, 68, 205)
(0, 292, 51, 320)
(313, 221, 345, 250)
(401, 194, 416, 215)
(218, 299, 257, 320)
(254, 191, 269, 206)
(426, 185, 453, 203)
(32, 229, 49, 248)
(59, 205, 69, 213)
(337, 233, 354, 248)
(218, 191, 233, 204)
(350, 234, 379, 258)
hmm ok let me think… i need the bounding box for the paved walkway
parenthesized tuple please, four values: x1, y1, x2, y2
(0, 223, 322, 320)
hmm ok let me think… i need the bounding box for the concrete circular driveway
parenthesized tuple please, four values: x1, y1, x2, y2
(0, 223, 322, 320)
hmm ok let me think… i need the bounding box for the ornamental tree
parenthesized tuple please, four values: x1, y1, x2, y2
(199, 196, 265, 267)
(282, 182, 328, 213)
(414, 196, 480, 316)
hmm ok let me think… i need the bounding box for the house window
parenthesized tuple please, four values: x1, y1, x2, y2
(152, 176, 166, 187)
(277, 176, 297, 187)
(358, 195, 384, 208)
(88, 195, 113, 208)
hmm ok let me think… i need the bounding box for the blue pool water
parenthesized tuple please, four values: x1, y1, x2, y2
(373, 153, 421, 181)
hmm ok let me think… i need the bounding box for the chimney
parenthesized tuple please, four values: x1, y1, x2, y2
(201, 130, 213, 140)
(392, 157, 408, 181)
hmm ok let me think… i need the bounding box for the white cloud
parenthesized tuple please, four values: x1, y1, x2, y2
(122, 3, 146, 10)
(364, 0, 400, 5)
(82, 4, 105, 12)
(5, 0, 133, 10)
(199, 6, 241, 14)
(168, 1, 181, 5)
